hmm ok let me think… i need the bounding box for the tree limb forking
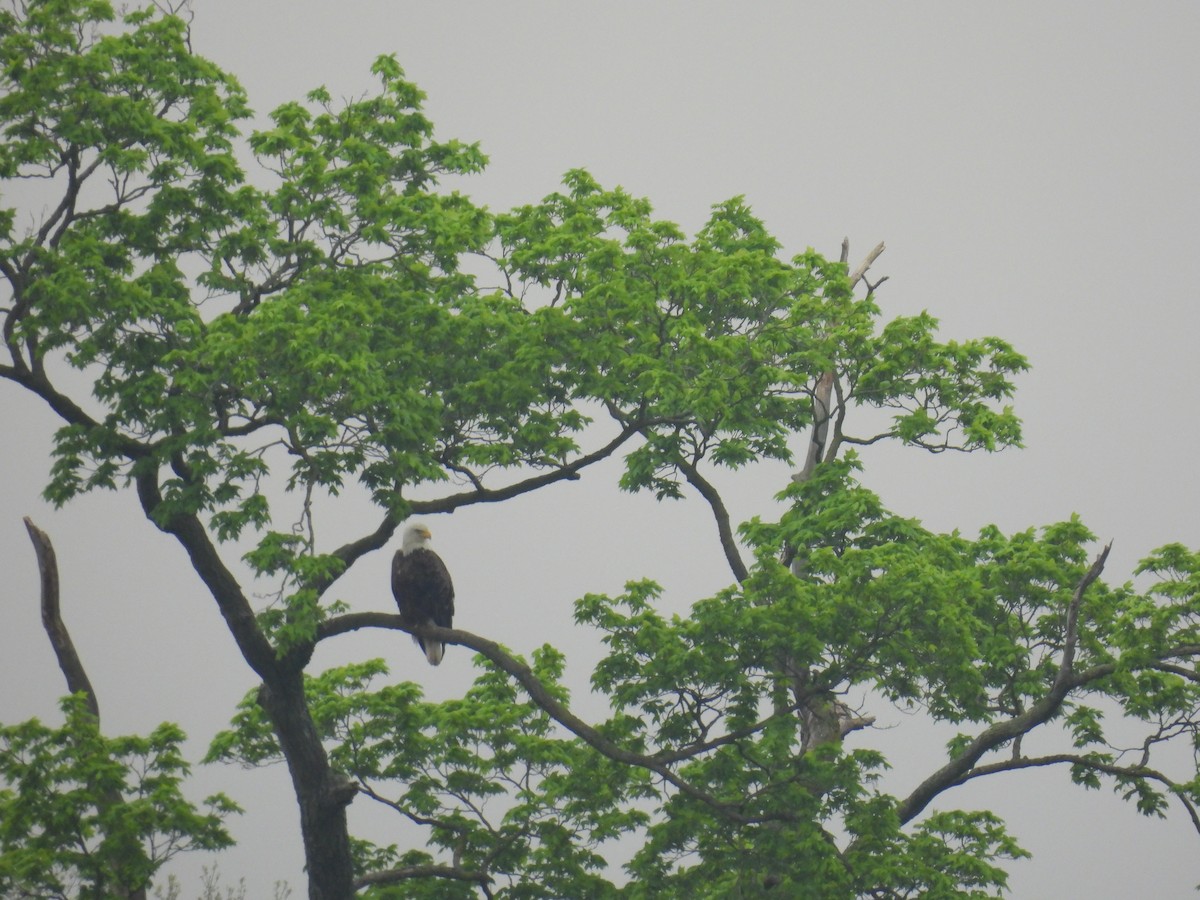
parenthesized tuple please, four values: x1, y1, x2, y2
(1053, 541, 1112, 693)
(895, 544, 1113, 825)
(847, 241, 886, 289)
(791, 240, 884, 491)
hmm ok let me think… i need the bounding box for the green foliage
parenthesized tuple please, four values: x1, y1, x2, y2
(495, 180, 1027, 503)
(208, 654, 650, 898)
(0, 694, 238, 898)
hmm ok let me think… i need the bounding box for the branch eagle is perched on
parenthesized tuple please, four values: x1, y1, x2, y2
(391, 523, 455, 665)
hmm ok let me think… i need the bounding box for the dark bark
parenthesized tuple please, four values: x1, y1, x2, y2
(258, 673, 358, 899)
(676, 456, 749, 583)
(319, 613, 798, 826)
(24, 517, 101, 719)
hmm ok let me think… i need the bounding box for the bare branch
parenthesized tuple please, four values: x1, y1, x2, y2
(24, 517, 101, 718)
(22, 518, 148, 900)
(955, 753, 1200, 838)
(847, 241, 886, 289)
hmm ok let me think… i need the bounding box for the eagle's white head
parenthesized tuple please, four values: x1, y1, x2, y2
(401, 522, 433, 554)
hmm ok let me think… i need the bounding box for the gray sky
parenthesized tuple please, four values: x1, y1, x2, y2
(2, 2, 1199, 896)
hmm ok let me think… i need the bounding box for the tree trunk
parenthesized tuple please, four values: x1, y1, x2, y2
(258, 672, 358, 899)
(785, 240, 884, 750)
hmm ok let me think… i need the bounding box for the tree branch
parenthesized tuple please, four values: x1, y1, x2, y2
(1053, 541, 1111, 693)
(22, 517, 147, 900)
(847, 241, 886, 289)
(24, 517, 100, 718)
(896, 544, 1112, 825)
(407, 420, 646, 516)
(675, 456, 748, 583)
(2, 365, 150, 460)
(953, 753, 1200, 837)
(133, 467, 277, 679)
(315, 420, 653, 598)
(317, 613, 797, 825)
(353, 864, 493, 894)
(794, 372, 835, 486)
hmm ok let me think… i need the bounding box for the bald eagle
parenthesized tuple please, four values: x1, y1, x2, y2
(392, 523, 455, 665)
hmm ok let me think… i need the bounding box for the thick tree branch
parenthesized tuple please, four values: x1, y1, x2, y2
(896, 544, 1112, 824)
(324, 514, 402, 593)
(133, 467, 277, 679)
(2, 365, 151, 460)
(675, 455, 748, 583)
(24, 517, 100, 718)
(795, 371, 835, 486)
(22, 517, 147, 900)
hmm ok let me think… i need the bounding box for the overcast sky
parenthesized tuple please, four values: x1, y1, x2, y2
(3, 2, 1199, 896)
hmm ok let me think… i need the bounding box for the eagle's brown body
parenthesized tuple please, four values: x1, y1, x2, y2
(392, 524, 455, 665)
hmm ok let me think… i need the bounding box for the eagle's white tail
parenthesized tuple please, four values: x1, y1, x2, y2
(413, 635, 445, 666)
(425, 640, 445, 666)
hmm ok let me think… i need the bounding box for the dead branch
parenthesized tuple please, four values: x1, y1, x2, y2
(848, 240, 886, 289)
(23, 517, 101, 719)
